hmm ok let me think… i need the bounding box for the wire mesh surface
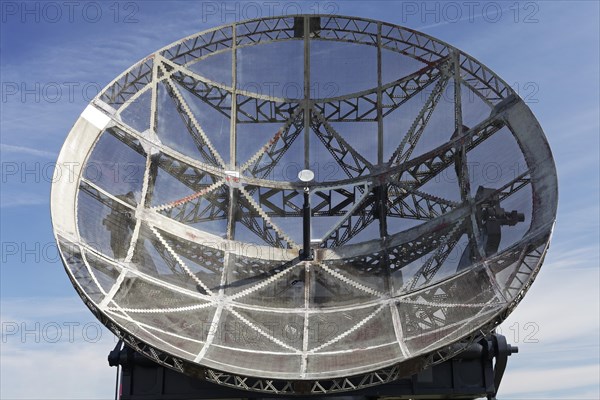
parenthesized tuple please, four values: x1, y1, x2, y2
(51, 15, 557, 389)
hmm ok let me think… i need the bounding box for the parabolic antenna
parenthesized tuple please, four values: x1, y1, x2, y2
(51, 15, 557, 394)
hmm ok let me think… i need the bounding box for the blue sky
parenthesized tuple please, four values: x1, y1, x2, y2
(1, 1, 598, 398)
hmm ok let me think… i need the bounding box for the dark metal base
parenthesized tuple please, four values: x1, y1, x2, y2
(109, 333, 517, 400)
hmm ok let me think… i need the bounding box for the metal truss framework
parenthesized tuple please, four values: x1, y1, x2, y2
(52, 15, 557, 394)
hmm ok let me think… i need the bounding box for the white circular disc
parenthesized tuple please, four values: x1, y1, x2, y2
(298, 169, 315, 182)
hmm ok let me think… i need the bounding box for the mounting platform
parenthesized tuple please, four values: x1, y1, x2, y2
(109, 333, 517, 399)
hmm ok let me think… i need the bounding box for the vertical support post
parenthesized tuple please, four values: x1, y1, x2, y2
(453, 50, 483, 260)
(453, 49, 468, 199)
(375, 25, 391, 293)
(230, 24, 238, 169)
(374, 185, 388, 238)
(303, 16, 311, 169)
(145, 58, 160, 206)
(376, 22, 384, 164)
(227, 25, 238, 240)
(226, 189, 238, 240)
(300, 187, 313, 261)
(150, 58, 159, 134)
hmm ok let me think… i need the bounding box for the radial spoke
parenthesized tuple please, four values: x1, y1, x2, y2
(162, 73, 226, 168)
(388, 72, 451, 166)
(310, 108, 373, 178)
(240, 108, 304, 178)
(319, 185, 377, 248)
(390, 113, 505, 193)
(387, 185, 459, 220)
(405, 221, 466, 291)
(237, 187, 299, 249)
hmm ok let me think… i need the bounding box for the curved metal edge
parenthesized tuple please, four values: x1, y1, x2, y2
(50, 108, 111, 241)
(93, 14, 513, 110)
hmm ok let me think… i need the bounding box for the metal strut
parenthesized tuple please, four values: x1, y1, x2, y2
(300, 187, 314, 261)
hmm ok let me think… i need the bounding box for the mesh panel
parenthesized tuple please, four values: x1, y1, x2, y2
(59, 240, 104, 303)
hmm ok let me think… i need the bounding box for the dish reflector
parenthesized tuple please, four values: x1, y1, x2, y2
(51, 15, 557, 392)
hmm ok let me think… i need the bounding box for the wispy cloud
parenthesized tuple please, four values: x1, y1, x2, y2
(501, 255, 599, 343)
(499, 250, 600, 397)
(1, 296, 88, 321)
(1, 143, 57, 159)
(1, 340, 116, 400)
(1, 296, 117, 399)
(1, 191, 49, 208)
(503, 364, 599, 397)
